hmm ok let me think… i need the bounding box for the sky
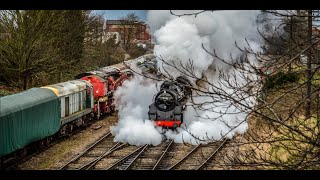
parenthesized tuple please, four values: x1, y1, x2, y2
(94, 10, 148, 22)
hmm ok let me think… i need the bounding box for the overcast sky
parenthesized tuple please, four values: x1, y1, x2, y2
(94, 10, 148, 21)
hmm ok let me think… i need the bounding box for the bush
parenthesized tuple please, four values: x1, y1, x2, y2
(263, 71, 299, 90)
(0, 85, 20, 97)
(127, 45, 147, 59)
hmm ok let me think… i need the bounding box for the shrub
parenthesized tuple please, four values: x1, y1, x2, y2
(263, 71, 299, 90)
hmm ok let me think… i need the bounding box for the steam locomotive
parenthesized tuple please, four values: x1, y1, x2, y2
(148, 76, 192, 129)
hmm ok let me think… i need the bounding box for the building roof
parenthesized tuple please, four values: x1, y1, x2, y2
(106, 20, 145, 25)
(106, 20, 123, 25)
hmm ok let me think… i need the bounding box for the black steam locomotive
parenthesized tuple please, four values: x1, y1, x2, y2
(148, 76, 192, 128)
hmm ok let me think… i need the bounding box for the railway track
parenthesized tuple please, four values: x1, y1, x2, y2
(106, 139, 227, 170)
(60, 131, 126, 170)
(166, 139, 228, 170)
(59, 133, 228, 170)
(153, 141, 198, 170)
(106, 144, 149, 170)
(196, 139, 228, 170)
(119, 140, 174, 170)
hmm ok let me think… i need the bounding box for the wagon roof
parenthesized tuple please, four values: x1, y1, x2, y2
(82, 75, 106, 82)
(44, 80, 87, 97)
(0, 88, 58, 117)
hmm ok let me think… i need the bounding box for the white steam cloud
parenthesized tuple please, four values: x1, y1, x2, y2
(111, 10, 269, 146)
(152, 10, 262, 79)
(110, 74, 163, 146)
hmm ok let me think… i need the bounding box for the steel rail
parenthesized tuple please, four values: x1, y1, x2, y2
(123, 145, 149, 170)
(196, 139, 228, 170)
(105, 144, 148, 170)
(59, 132, 111, 170)
(152, 140, 173, 170)
(166, 144, 201, 170)
(80, 142, 126, 170)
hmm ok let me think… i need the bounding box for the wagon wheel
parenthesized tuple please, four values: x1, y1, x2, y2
(69, 124, 74, 132)
(47, 136, 53, 145)
(59, 125, 67, 136)
(40, 137, 50, 147)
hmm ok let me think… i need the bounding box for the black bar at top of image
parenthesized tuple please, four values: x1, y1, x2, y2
(0, 0, 319, 10)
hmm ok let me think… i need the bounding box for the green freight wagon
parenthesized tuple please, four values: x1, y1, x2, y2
(0, 88, 60, 157)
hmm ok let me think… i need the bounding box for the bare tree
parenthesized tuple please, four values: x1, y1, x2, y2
(82, 12, 123, 68)
(119, 13, 146, 52)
